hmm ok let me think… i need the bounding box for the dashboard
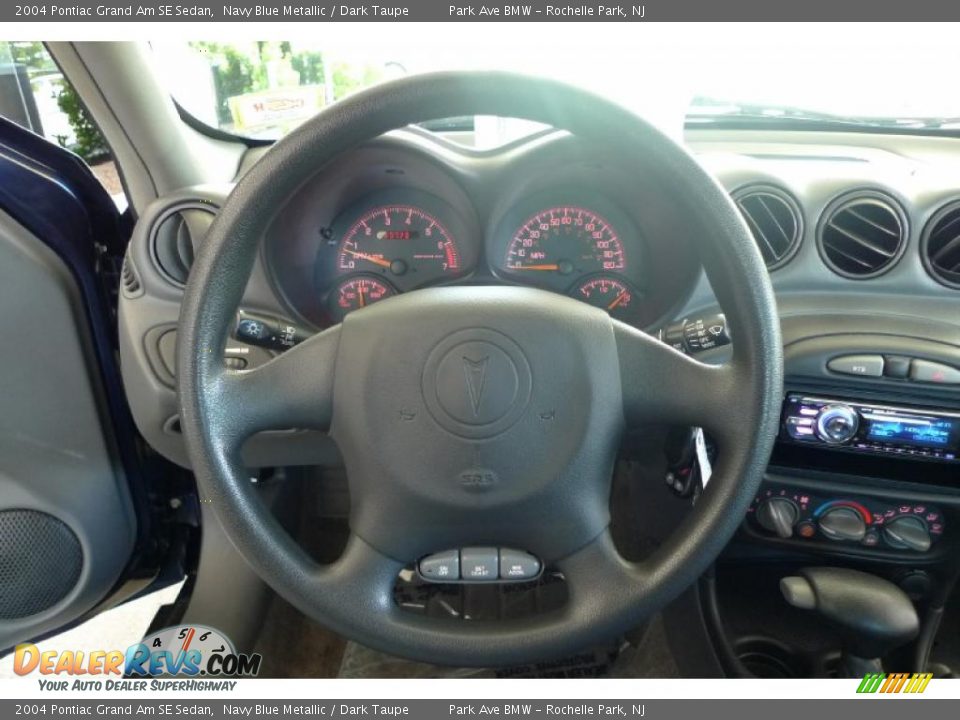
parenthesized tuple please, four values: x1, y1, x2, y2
(120, 124, 960, 473)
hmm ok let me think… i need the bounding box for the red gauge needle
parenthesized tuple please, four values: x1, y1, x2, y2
(344, 248, 392, 269)
(357, 284, 366, 308)
(607, 291, 629, 311)
(511, 264, 560, 271)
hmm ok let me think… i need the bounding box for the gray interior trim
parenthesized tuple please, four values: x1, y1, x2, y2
(47, 42, 247, 215)
(0, 210, 135, 649)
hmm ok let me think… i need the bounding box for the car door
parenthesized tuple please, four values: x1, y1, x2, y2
(0, 112, 187, 653)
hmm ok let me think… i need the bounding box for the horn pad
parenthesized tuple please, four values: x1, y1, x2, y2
(423, 328, 532, 439)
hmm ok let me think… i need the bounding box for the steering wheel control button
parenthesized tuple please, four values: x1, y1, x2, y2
(910, 359, 960, 385)
(422, 328, 532, 439)
(499, 549, 541, 581)
(418, 550, 460, 581)
(827, 354, 884, 378)
(460, 547, 499, 582)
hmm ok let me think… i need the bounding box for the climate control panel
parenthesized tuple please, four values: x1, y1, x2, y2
(748, 486, 945, 553)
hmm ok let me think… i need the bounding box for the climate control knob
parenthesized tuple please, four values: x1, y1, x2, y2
(756, 498, 800, 538)
(818, 506, 867, 542)
(883, 516, 932, 553)
(815, 404, 859, 444)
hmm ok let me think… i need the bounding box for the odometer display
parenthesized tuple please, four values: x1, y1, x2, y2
(504, 206, 625, 284)
(337, 205, 461, 287)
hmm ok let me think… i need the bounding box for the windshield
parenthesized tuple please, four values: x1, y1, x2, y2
(153, 34, 960, 143)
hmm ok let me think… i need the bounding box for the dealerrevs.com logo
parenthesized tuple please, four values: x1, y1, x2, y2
(14, 625, 262, 690)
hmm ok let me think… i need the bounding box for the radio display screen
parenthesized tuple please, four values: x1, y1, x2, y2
(865, 416, 956, 447)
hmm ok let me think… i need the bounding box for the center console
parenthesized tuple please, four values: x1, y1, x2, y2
(701, 354, 960, 678)
(738, 393, 960, 555)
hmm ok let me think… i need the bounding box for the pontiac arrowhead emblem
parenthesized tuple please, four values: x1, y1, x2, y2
(423, 331, 530, 438)
(462, 355, 490, 416)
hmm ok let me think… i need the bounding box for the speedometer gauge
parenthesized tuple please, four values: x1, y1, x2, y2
(504, 206, 625, 282)
(337, 205, 461, 287)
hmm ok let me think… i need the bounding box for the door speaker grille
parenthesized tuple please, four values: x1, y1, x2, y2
(0, 510, 82, 619)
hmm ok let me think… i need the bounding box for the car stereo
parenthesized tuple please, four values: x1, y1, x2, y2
(782, 394, 960, 461)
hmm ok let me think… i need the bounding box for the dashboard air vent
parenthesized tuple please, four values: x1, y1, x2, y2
(921, 201, 960, 289)
(817, 192, 906, 278)
(120, 254, 143, 298)
(733, 186, 803, 269)
(150, 203, 217, 285)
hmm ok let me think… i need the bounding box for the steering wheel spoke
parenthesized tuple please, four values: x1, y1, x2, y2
(614, 322, 743, 445)
(312, 531, 404, 608)
(557, 529, 647, 604)
(213, 325, 341, 446)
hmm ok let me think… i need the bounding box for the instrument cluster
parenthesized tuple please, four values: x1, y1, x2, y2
(264, 132, 698, 331)
(312, 187, 648, 327)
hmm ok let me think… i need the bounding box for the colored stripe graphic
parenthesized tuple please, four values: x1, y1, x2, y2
(857, 672, 932, 694)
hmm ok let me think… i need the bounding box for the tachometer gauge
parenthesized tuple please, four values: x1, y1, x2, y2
(570, 275, 638, 322)
(328, 276, 396, 322)
(504, 206, 625, 286)
(337, 205, 461, 287)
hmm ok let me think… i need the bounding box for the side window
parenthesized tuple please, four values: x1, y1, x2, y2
(0, 41, 124, 206)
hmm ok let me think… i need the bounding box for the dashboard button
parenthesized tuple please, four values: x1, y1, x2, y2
(223, 356, 248, 370)
(418, 550, 460, 581)
(909, 359, 960, 385)
(883, 355, 912, 379)
(460, 547, 498, 581)
(827, 354, 884, 377)
(499, 549, 541, 580)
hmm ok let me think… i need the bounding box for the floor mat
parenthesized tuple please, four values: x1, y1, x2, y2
(337, 615, 679, 679)
(252, 593, 347, 679)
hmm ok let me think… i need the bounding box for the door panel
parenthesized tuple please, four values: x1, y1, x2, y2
(0, 115, 149, 651)
(0, 210, 136, 648)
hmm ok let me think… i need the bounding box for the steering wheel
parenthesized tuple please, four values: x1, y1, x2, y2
(177, 72, 782, 667)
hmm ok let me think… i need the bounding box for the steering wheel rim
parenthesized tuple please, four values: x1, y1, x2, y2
(177, 71, 783, 667)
